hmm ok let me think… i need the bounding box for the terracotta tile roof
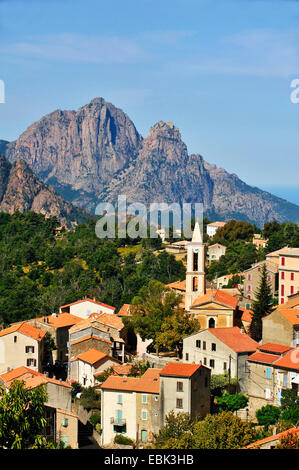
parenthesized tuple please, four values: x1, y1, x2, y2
(0, 322, 46, 342)
(70, 348, 119, 365)
(160, 362, 202, 377)
(34, 313, 82, 328)
(245, 427, 299, 449)
(208, 327, 259, 353)
(192, 289, 239, 309)
(166, 279, 187, 291)
(239, 308, 253, 323)
(69, 318, 109, 335)
(244, 260, 279, 274)
(277, 308, 299, 325)
(117, 304, 132, 317)
(69, 335, 112, 346)
(93, 313, 124, 331)
(259, 343, 293, 355)
(101, 367, 161, 393)
(247, 351, 282, 365)
(274, 348, 299, 371)
(0, 366, 71, 389)
(207, 222, 226, 227)
(208, 243, 227, 249)
(94, 363, 131, 378)
(59, 298, 115, 311)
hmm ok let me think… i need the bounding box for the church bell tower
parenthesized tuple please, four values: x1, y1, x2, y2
(185, 221, 206, 311)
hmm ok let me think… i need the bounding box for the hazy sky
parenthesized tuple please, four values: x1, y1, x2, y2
(0, 0, 299, 194)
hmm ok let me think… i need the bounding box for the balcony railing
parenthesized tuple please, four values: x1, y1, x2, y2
(110, 417, 126, 425)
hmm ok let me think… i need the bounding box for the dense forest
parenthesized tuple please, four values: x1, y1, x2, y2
(0, 212, 185, 326)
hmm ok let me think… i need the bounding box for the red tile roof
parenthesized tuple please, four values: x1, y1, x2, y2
(0, 322, 46, 342)
(0, 366, 71, 389)
(259, 343, 293, 355)
(70, 348, 120, 366)
(277, 308, 299, 325)
(245, 427, 299, 449)
(247, 351, 282, 365)
(69, 335, 112, 346)
(117, 304, 132, 317)
(240, 308, 253, 323)
(192, 289, 239, 309)
(101, 368, 161, 393)
(208, 327, 258, 353)
(34, 313, 82, 328)
(160, 362, 202, 377)
(274, 348, 299, 371)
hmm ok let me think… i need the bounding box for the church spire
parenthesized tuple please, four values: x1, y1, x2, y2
(192, 220, 203, 243)
(185, 220, 206, 311)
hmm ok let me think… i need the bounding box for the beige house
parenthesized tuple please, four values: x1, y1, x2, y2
(243, 260, 279, 302)
(262, 305, 299, 347)
(278, 248, 299, 304)
(0, 366, 79, 449)
(182, 327, 258, 392)
(207, 243, 226, 264)
(246, 343, 299, 419)
(59, 297, 115, 318)
(100, 362, 211, 447)
(69, 348, 122, 387)
(0, 322, 46, 374)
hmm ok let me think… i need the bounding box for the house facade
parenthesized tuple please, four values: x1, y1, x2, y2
(207, 243, 226, 264)
(279, 248, 299, 304)
(59, 297, 115, 319)
(246, 343, 299, 419)
(0, 322, 46, 374)
(243, 260, 279, 302)
(262, 305, 299, 347)
(182, 327, 258, 392)
(206, 222, 226, 238)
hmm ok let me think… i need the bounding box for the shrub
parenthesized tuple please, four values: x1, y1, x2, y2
(89, 411, 101, 428)
(114, 434, 134, 445)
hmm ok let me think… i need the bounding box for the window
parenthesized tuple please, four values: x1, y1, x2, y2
(203, 358, 207, 365)
(185, 353, 189, 361)
(223, 362, 227, 371)
(196, 340, 201, 348)
(177, 381, 183, 392)
(209, 359, 215, 368)
(247, 285, 251, 292)
(117, 394, 123, 404)
(141, 410, 147, 420)
(247, 274, 251, 281)
(281, 285, 285, 297)
(247, 294, 251, 300)
(14, 336, 17, 343)
(267, 275, 272, 282)
(281, 271, 285, 280)
(211, 343, 216, 351)
(142, 394, 148, 404)
(266, 367, 271, 379)
(154, 396, 159, 401)
(176, 398, 183, 409)
(26, 359, 36, 367)
(61, 418, 68, 427)
(203, 341, 206, 350)
(281, 257, 285, 266)
(265, 388, 271, 399)
(291, 286, 295, 295)
(25, 346, 34, 353)
(291, 272, 295, 281)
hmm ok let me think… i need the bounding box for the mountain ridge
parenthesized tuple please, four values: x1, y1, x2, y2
(4, 97, 299, 226)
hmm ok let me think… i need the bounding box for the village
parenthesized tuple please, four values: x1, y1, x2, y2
(0, 219, 298, 450)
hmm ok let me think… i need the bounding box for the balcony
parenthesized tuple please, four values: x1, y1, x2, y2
(110, 417, 126, 425)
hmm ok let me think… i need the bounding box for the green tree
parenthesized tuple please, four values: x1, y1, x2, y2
(255, 404, 281, 428)
(249, 264, 273, 342)
(215, 393, 248, 413)
(0, 381, 48, 449)
(192, 412, 257, 449)
(123, 280, 182, 346)
(154, 411, 194, 449)
(155, 308, 200, 354)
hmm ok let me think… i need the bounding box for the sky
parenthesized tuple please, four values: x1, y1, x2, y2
(0, 0, 299, 203)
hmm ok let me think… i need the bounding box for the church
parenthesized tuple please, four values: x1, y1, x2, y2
(167, 221, 246, 330)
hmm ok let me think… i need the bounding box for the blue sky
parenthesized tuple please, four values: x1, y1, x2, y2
(0, 0, 299, 201)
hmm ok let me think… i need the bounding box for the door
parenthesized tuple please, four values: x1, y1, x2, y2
(141, 430, 148, 443)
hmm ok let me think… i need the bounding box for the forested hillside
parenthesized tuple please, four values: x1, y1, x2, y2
(0, 212, 185, 326)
